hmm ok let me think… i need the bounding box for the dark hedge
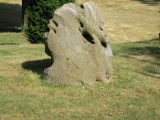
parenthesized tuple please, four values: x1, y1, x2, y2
(25, 0, 75, 43)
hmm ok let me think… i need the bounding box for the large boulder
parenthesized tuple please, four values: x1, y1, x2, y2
(43, 1, 113, 85)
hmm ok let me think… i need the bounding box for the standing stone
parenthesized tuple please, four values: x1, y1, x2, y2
(43, 1, 113, 85)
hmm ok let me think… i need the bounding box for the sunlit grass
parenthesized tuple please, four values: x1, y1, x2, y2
(77, 0, 160, 42)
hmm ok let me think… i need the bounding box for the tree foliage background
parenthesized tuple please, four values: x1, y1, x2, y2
(25, 0, 75, 43)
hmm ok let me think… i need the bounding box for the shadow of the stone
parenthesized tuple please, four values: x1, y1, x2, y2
(21, 59, 51, 75)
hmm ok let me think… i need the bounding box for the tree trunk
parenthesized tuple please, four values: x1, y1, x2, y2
(22, 0, 28, 31)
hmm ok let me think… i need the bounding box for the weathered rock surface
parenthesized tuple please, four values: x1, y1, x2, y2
(43, 1, 113, 85)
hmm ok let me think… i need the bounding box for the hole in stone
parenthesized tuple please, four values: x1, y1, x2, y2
(80, 4, 84, 9)
(101, 41, 107, 48)
(53, 19, 58, 27)
(46, 26, 50, 32)
(53, 29, 56, 33)
(100, 27, 103, 31)
(82, 31, 95, 44)
(80, 22, 84, 28)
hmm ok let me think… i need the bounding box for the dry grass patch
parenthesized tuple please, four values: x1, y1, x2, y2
(77, 0, 160, 42)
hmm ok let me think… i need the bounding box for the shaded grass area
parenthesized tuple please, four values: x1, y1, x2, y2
(133, 0, 160, 5)
(112, 38, 160, 80)
(22, 59, 52, 79)
(0, 2, 22, 32)
(0, 33, 160, 119)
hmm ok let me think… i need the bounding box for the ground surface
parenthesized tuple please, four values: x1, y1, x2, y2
(77, 0, 160, 42)
(0, 0, 160, 120)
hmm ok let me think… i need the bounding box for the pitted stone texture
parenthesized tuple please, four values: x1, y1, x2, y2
(43, 1, 113, 85)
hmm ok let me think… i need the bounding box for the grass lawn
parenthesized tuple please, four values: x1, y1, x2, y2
(0, 0, 160, 119)
(78, 0, 160, 42)
(0, 34, 159, 120)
